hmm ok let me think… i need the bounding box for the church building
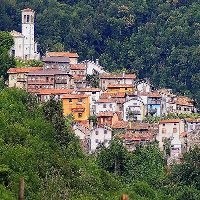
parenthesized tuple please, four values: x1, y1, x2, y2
(10, 8, 40, 60)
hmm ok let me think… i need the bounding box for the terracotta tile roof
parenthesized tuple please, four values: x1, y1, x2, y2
(22, 8, 34, 12)
(112, 121, 129, 129)
(148, 91, 161, 98)
(37, 89, 74, 95)
(185, 118, 200, 123)
(116, 132, 153, 141)
(78, 88, 101, 92)
(70, 64, 86, 70)
(97, 112, 114, 117)
(100, 92, 126, 98)
(46, 52, 79, 58)
(107, 84, 133, 88)
(128, 122, 150, 130)
(42, 56, 70, 63)
(159, 119, 181, 123)
(96, 98, 115, 103)
(62, 94, 89, 99)
(10, 30, 24, 37)
(176, 96, 194, 106)
(75, 120, 90, 128)
(27, 69, 72, 76)
(100, 73, 136, 79)
(8, 67, 42, 73)
(73, 75, 86, 80)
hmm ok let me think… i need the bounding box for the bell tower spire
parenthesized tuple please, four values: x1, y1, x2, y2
(21, 8, 35, 60)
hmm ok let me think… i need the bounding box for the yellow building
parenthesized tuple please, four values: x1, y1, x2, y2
(62, 94, 90, 121)
(107, 84, 134, 94)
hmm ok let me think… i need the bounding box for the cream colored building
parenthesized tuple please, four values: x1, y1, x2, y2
(46, 52, 79, 64)
(10, 8, 40, 60)
(99, 73, 136, 91)
(157, 119, 185, 156)
(7, 67, 42, 89)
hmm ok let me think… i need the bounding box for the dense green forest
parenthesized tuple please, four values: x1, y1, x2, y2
(0, 87, 199, 199)
(0, 0, 200, 106)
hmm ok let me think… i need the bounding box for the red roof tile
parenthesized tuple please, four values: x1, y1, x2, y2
(100, 92, 126, 98)
(22, 8, 34, 12)
(159, 119, 181, 123)
(8, 67, 42, 73)
(176, 96, 194, 106)
(96, 98, 115, 103)
(112, 121, 129, 129)
(107, 84, 133, 88)
(148, 91, 161, 98)
(70, 64, 86, 70)
(97, 112, 114, 117)
(46, 52, 79, 58)
(37, 89, 74, 95)
(185, 118, 200, 123)
(73, 75, 86, 80)
(62, 94, 89, 99)
(78, 88, 101, 92)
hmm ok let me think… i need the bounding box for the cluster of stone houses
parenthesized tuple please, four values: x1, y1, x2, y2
(7, 8, 199, 160)
(7, 51, 200, 160)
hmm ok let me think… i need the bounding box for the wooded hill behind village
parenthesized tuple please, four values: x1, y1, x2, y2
(1, 0, 200, 106)
(0, 0, 200, 200)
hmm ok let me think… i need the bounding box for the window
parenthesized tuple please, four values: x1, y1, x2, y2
(78, 113, 82, 118)
(184, 108, 187, 111)
(162, 128, 166, 134)
(174, 123, 177, 126)
(78, 98, 82, 102)
(69, 99, 72, 102)
(27, 15, 30, 23)
(163, 124, 165, 126)
(104, 130, 107, 134)
(92, 92, 96, 94)
(11, 50, 15, 57)
(95, 139, 99, 143)
(95, 131, 99, 135)
(103, 104, 106, 108)
(109, 104, 112, 108)
(173, 128, 177, 133)
(125, 88, 127, 90)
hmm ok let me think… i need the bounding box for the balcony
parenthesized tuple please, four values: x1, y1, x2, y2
(17, 78, 26, 82)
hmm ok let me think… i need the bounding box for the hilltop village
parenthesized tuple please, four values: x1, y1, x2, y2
(8, 8, 200, 164)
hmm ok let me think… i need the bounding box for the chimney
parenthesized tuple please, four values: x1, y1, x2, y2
(96, 59, 99, 65)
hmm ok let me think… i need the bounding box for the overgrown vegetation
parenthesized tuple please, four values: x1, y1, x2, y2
(0, 88, 199, 199)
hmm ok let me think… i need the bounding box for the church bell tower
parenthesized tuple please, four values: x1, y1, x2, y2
(21, 8, 35, 60)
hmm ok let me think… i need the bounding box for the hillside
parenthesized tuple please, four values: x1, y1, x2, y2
(0, 88, 199, 199)
(1, 0, 200, 105)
